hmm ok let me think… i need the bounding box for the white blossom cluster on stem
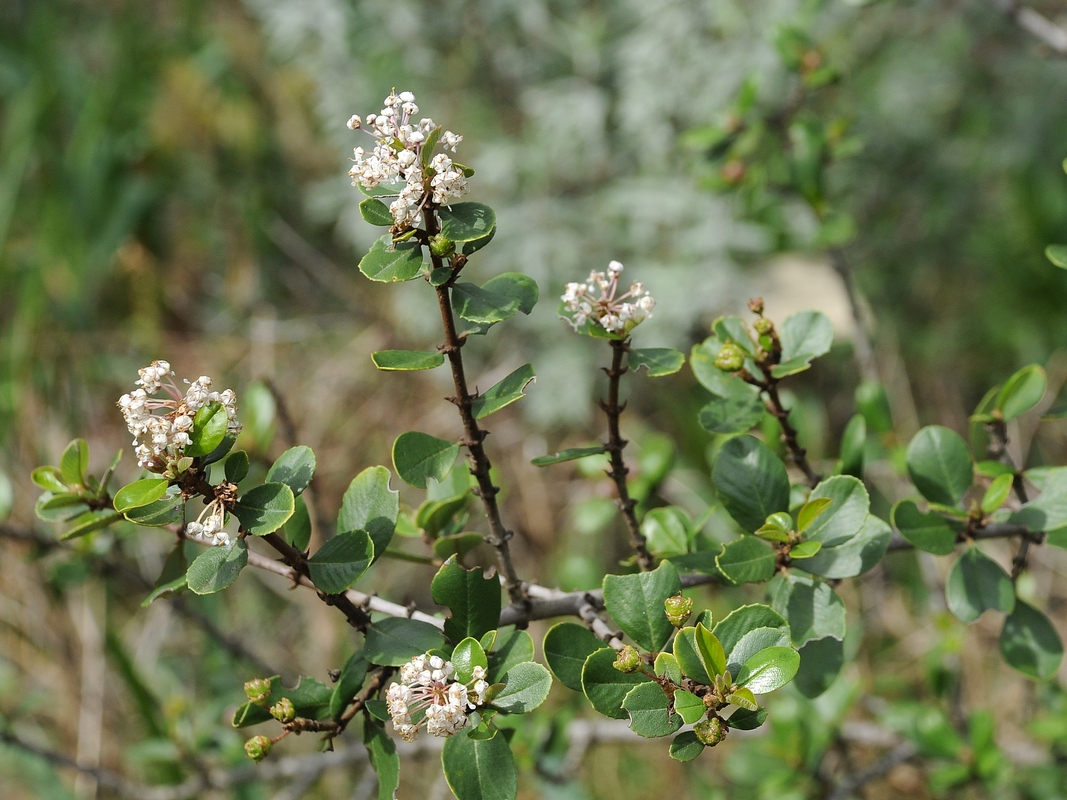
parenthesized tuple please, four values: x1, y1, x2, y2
(346, 90, 467, 228)
(184, 501, 230, 547)
(385, 653, 489, 742)
(561, 261, 656, 335)
(117, 360, 241, 471)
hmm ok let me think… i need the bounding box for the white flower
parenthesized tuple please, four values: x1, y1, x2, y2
(386, 652, 489, 742)
(560, 261, 656, 335)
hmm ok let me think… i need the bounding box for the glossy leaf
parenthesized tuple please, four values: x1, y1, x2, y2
(452, 638, 489, 685)
(797, 497, 834, 533)
(491, 661, 552, 714)
(695, 623, 727, 677)
(803, 514, 892, 579)
(441, 729, 516, 800)
(283, 496, 312, 551)
(59, 439, 89, 486)
(306, 530, 374, 594)
(602, 561, 681, 652)
(736, 646, 800, 693)
(371, 350, 445, 371)
(690, 336, 757, 399)
(946, 546, 1015, 624)
(892, 500, 958, 555)
(232, 482, 295, 536)
(1047, 244, 1067, 269)
(358, 197, 392, 226)
(364, 717, 400, 800)
(31, 466, 68, 494)
(698, 394, 765, 434)
(364, 618, 447, 667)
(431, 557, 501, 644)
(628, 347, 685, 377)
(265, 446, 316, 496)
(186, 539, 248, 595)
(338, 466, 399, 563)
(581, 646, 651, 719)
(712, 604, 790, 666)
(673, 628, 712, 685)
(906, 425, 973, 506)
(471, 364, 535, 419)
(995, 365, 1045, 421)
(544, 622, 610, 692)
(113, 479, 169, 513)
(803, 475, 869, 547)
(392, 432, 460, 489)
(486, 630, 534, 684)
(358, 235, 423, 282)
(713, 435, 790, 533)
(673, 689, 705, 724)
(716, 536, 775, 584)
(438, 202, 497, 242)
(724, 627, 791, 678)
(61, 509, 124, 540)
(531, 446, 607, 466)
(641, 506, 691, 558)
(981, 474, 1014, 514)
(123, 490, 183, 527)
(669, 731, 705, 761)
(185, 402, 228, 458)
(622, 682, 682, 738)
(1000, 601, 1063, 680)
(727, 706, 768, 730)
(224, 451, 250, 483)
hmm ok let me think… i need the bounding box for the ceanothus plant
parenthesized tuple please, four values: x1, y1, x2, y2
(30, 90, 1067, 799)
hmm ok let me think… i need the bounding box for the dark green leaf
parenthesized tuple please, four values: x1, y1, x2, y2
(283, 496, 312, 551)
(202, 434, 237, 466)
(59, 439, 89, 486)
(906, 426, 973, 506)
(892, 500, 958, 554)
(439, 203, 497, 242)
(431, 557, 501, 644)
(491, 661, 552, 714)
(531, 446, 607, 466)
(185, 403, 228, 458)
(673, 627, 713, 685)
(712, 604, 790, 666)
(392, 432, 460, 489)
(364, 618, 447, 667)
(581, 646, 651, 719)
(113, 479, 169, 513)
(794, 636, 844, 698)
(364, 716, 400, 800)
(371, 350, 445, 371)
(1000, 601, 1063, 680)
(224, 451, 250, 483)
(306, 530, 374, 594)
(452, 638, 489, 684)
(803, 475, 869, 547)
(768, 572, 846, 646)
(628, 348, 685, 377)
(698, 395, 765, 435)
(727, 706, 768, 730)
(358, 234, 424, 282)
(946, 546, 1015, 624)
(123, 489, 183, 527)
(716, 536, 775, 584)
(452, 281, 521, 325)
(329, 652, 369, 721)
(186, 540, 248, 595)
(142, 544, 188, 606)
(622, 681, 681, 738)
(736, 646, 800, 693)
(359, 197, 392, 226)
(487, 630, 534, 684)
(803, 515, 891, 579)
(690, 336, 758, 399)
(60, 509, 124, 540)
(338, 466, 399, 563)
(995, 365, 1046, 421)
(265, 446, 316, 496)
(432, 532, 483, 561)
(602, 561, 682, 652)
(481, 273, 538, 315)
(441, 729, 516, 800)
(471, 364, 535, 419)
(669, 731, 705, 761)
(232, 482, 295, 536)
(713, 436, 790, 533)
(837, 414, 866, 478)
(544, 622, 610, 692)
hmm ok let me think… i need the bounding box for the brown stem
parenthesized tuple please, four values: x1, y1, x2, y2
(602, 339, 655, 571)
(984, 418, 1041, 580)
(423, 210, 526, 609)
(758, 376, 821, 488)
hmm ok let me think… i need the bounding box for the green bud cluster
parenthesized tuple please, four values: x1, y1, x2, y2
(429, 234, 456, 257)
(244, 678, 272, 706)
(714, 342, 746, 372)
(613, 644, 642, 673)
(693, 716, 727, 746)
(269, 697, 295, 723)
(244, 735, 273, 763)
(664, 594, 693, 627)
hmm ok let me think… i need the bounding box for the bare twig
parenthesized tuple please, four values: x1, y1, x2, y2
(602, 339, 654, 571)
(988, 0, 1067, 56)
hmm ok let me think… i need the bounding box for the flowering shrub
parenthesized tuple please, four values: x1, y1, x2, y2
(28, 90, 1067, 799)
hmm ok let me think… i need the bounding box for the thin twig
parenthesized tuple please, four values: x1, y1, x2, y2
(987, 0, 1067, 56)
(602, 339, 654, 571)
(984, 418, 1042, 580)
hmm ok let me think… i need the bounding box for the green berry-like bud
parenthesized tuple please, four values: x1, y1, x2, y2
(664, 594, 693, 628)
(753, 317, 773, 335)
(244, 678, 272, 706)
(613, 645, 642, 673)
(714, 342, 746, 372)
(693, 717, 727, 746)
(244, 735, 273, 763)
(429, 234, 455, 258)
(269, 697, 295, 723)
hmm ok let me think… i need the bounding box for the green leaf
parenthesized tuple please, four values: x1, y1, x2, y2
(32, 466, 68, 494)
(771, 311, 833, 378)
(803, 515, 892, 579)
(441, 729, 517, 800)
(186, 540, 248, 595)
(981, 474, 1014, 514)
(946, 546, 1015, 624)
(544, 622, 610, 692)
(892, 500, 958, 555)
(722, 626, 791, 678)
(283, 496, 312, 551)
(471, 364, 535, 419)
(433, 532, 484, 561)
(690, 336, 758, 399)
(1000, 600, 1064, 680)
(804, 476, 869, 546)
(531, 446, 607, 466)
(359, 197, 392, 226)
(669, 731, 705, 762)
(713, 436, 791, 533)
(716, 536, 775, 584)
(654, 652, 683, 684)
(673, 627, 713, 685)
(906, 425, 974, 507)
(581, 646, 652, 719)
(995, 365, 1046, 421)
(797, 498, 833, 533)
(794, 636, 845, 698)
(492, 661, 552, 714)
(789, 540, 822, 559)
(232, 676, 334, 727)
(123, 489, 183, 527)
(364, 618, 447, 667)
(452, 281, 522, 325)
(452, 638, 489, 684)
(768, 573, 846, 646)
(392, 432, 460, 489)
(59, 439, 89, 486)
(141, 544, 188, 606)
(695, 623, 727, 678)
(487, 630, 535, 684)
(60, 509, 124, 540)
(1046, 244, 1067, 269)
(602, 561, 682, 652)
(329, 652, 369, 721)
(185, 402, 229, 458)
(482, 273, 538, 315)
(265, 446, 317, 496)
(338, 466, 399, 563)
(224, 451, 250, 483)
(712, 604, 790, 666)
(1011, 469, 1067, 531)
(232, 482, 295, 536)
(364, 717, 400, 800)
(642, 506, 691, 558)
(837, 414, 866, 478)
(438, 203, 497, 242)
(726, 686, 758, 711)
(736, 646, 800, 693)
(371, 350, 445, 371)
(698, 394, 765, 435)
(713, 316, 757, 355)
(672, 689, 705, 724)
(622, 682, 682, 738)
(358, 234, 424, 282)
(628, 348, 685, 377)
(113, 479, 169, 513)
(431, 557, 501, 644)
(727, 706, 768, 730)
(306, 530, 374, 594)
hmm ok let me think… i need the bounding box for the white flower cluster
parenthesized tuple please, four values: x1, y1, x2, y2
(386, 653, 489, 742)
(346, 90, 467, 228)
(185, 502, 230, 547)
(117, 360, 241, 472)
(561, 260, 656, 335)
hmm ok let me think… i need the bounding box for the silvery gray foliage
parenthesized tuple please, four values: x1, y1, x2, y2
(241, 0, 796, 423)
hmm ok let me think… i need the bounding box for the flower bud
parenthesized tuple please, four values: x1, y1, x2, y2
(429, 234, 455, 258)
(613, 645, 642, 673)
(714, 342, 746, 373)
(753, 317, 773, 335)
(664, 594, 693, 628)
(747, 297, 764, 315)
(244, 678, 272, 706)
(269, 697, 295, 723)
(244, 735, 273, 763)
(694, 716, 727, 746)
